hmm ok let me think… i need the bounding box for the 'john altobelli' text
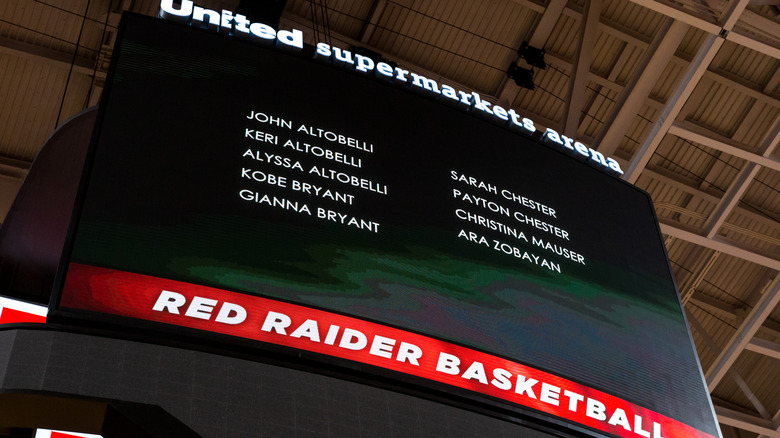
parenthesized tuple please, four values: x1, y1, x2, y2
(239, 110, 383, 233)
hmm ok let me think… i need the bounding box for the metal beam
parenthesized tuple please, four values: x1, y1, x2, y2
(564, 0, 602, 136)
(686, 308, 771, 421)
(737, 10, 780, 43)
(0, 35, 96, 76)
(620, 0, 752, 182)
(688, 291, 780, 337)
(702, 115, 780, 238)
(625, 0, 779, 63)
(704, 70, 780, 109)
(706, 274, 780, 390)
(745, 337, 780, 360)
(623, 33, 724, 183)
(595, 19, 687, 155)
(688, 290, 738, 319)
(715, 406, 780, 437)
(507, 0, 546, 14)
(759, 410, 780, 438)
(624, 0, 721, 34)
(645, 165, 780, 231)
(731, 372, 773, 421)
(543, 51, 666, 110)
(680, 250, 719, 303)
(669, 122, 780, 173)
(726, 30, 780, 60)
(660, 222, 780, 271)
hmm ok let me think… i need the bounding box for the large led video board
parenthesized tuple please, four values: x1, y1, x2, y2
(55, 11, 720, 438)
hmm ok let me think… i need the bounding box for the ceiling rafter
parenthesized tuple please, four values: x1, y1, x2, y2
(620, 0, 752, 182)
(501, 0, 780, 131)
(625, 0, 780, 61)
(0, 35, 98, 76)
(694, 309, 777, 418)
(716, 406, 780, 437)
(542, 51, 666, 111)
(758, 410, 780, 438)
(726, 30, 780, 60)
(644, 165, 780, 230)
(687, 290, 780, 337)
(594, 18, 687, 155)
(623, 32, 725, 182)
(703, 70, 780, 109)
(701, 115, 780, 238)
(706, 274, 780, 390)
(660, 222, 780, 270)
(564, 0, 602, 136)
(745, 338, 780, 360)
(668, 121, 780, 172)
(680, 250, 720, 303)
(687, 308, 775, 432)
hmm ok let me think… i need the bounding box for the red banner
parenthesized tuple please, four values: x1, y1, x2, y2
(61, 263, 715, 438)
(0, 298, 47, 324)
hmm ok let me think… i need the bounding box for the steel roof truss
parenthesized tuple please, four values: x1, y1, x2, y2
(705, 274, 780, 390)
(594, 18, 687, 156)
(623, 33, 724, 183)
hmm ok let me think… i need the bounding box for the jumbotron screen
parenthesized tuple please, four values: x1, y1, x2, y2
(56, 11, 720, 438)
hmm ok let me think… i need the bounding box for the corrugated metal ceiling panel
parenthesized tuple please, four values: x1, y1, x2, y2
(0, 55, 65, 161)
(601, 0, 667, 38)
(649, 61, 684, 103)
(742, 167, 780, 217)
(711, 40, 780, 90)
(513, 65, 569, 127)
(612, 43, 644, 85)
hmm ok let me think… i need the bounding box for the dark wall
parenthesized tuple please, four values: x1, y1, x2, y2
(0, 328, 564, 438)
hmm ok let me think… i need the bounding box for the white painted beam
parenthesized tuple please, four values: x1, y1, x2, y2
(706, 275, 780, 390)
(703, 116, 780, 238)
(737, 10, 780, 42)
(624, 0, 720, 34)
(689, 290, 739, 319)
(620, 0, 752, 182)
(595, 19, 687, 155)
(0, 36, 96, 76)
(669, 122, 780, 173)
(745, 337, 780, 360)
(703, 70, 780, 109)
(758, 410, 780, 438)
(686, 308, 771, 421)
(726, 30, 780, 60)
(645, 166, 780, 231)
(623, 34, 724, 183)
(508, 0, 546, 14)
(626, 0, 780, 61)
(715, 406, 780, 437)
(564, 0, 602, 137)
(659, 223, 780, 271)
(542, 52, 666, 110)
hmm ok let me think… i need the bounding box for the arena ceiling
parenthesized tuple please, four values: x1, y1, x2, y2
(1, 0, 779, 436)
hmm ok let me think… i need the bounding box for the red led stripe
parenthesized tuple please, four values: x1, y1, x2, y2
(0, 307, 47, 324)
(61, 263, 716, 438)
